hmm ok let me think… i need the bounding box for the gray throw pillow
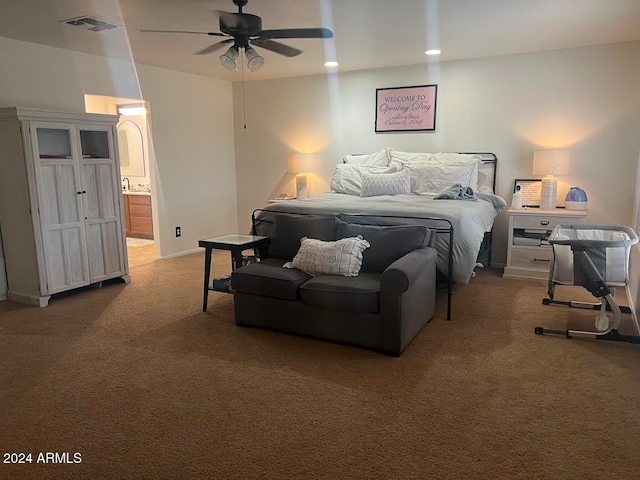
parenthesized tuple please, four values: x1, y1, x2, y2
(336, 222, 430, 272)
(268, 214, 337, 260)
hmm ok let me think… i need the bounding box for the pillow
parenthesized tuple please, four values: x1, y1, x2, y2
(476, 165, 494, 195)
(342, 149, 390, 167)
(287, 236, 370, 276)
(388, 149, 437, 169)
(330, 164, 396, 196)
(336, 223, 430, 272)
(360, 169, 411, 197)
(403, 161, 479, 195)
(268, 214, 337, 261)
(432, 152, 481, 163)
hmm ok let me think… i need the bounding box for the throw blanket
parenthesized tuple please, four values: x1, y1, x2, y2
(435, 183, 477, 201)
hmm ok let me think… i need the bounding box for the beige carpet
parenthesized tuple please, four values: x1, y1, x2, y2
(0, 248, 639, 480)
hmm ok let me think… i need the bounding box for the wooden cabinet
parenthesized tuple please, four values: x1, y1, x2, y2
(123, 194, 153, 239)
(0, 107, 130, 306)
(503, 208, 587, 280)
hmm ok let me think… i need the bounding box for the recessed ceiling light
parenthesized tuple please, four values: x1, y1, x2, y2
(425, 49, 441, 56)
(324, 61, 339, 68)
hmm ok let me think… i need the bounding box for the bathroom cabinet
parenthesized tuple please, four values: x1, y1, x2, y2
(123, 193, 153, 239)
(0, 107, 130, 306)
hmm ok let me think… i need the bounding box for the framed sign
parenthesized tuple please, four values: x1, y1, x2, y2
(375, 84, 437, 133)
(514, 179, 542, 208)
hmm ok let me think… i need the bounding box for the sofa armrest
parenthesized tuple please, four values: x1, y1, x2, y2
(379, 247, 437, 355)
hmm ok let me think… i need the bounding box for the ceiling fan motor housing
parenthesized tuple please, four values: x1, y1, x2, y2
(220, 13, 262, 36)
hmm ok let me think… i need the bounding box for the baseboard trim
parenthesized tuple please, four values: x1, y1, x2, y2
(160, 248, 201, 260)
(8, 291, 50, 307)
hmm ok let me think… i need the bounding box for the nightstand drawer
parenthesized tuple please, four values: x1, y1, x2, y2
(512, 214, 586, 229)
(511, 247, 552, 269)
(512, 216, 563, 229)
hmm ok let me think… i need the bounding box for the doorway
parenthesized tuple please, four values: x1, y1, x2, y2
(84, 94, 159, 266)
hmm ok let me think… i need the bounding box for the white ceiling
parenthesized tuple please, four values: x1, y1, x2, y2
(2, 0, 640, 82)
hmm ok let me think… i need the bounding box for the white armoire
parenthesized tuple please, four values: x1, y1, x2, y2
(0, 107, 130, 306)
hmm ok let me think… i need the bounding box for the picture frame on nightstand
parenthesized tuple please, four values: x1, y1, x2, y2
(514, 179, 542, 208)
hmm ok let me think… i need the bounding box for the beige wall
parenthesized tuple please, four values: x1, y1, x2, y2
(629, 150, 640, 328)
(233, 41, 640, 267)
(0, 36, 237, 259)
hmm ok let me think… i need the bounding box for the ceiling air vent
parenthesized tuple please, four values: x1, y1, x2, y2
(63, 16, 118, 32)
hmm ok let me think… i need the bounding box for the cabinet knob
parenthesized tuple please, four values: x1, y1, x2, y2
(540, 220, 549, 226)
(77, 191, 81, 195)
(82, 190, 87, 194)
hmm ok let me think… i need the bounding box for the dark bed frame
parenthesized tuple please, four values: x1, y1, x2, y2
(250, 152, 499, 321)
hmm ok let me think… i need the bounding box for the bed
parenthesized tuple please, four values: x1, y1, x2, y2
(252, 150, 507, 319)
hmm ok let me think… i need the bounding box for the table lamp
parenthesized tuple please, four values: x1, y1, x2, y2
(532, 149, 570, 210)
(287, 153, 316, 200)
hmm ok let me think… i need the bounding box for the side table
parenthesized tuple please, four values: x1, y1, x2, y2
(198, 234, 269, 312)
(503, 208, 588, 280)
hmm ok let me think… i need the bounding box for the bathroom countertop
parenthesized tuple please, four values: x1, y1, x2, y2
(122, 191, 151, 196)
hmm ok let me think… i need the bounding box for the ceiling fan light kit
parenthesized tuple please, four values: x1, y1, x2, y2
(220, 46, 239, 70)
(141, 0, 333, 72)
(244, 46, 264, 71)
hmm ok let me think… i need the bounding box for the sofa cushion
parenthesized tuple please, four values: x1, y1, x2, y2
(300, 272, 382, 314)
(268, 214, 338, 261)
(336, 223, 430, 273)
(287, 236, 370, 276)
(231, 258, 312, 300)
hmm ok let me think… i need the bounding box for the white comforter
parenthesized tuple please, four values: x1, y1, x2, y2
(256, 192, 506, 285)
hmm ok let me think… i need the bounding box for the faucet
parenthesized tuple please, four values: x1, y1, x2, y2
(122, 177, 130, 191)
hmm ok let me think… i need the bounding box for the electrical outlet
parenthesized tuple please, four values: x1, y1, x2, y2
(175, 226, 181, 237)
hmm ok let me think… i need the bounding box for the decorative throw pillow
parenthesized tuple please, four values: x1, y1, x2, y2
(403, 159, 479, 195)
(360, 169, 411, 197)
(330, 164, 396, 196)
(286, 236, 370, 276)
(342, 149, 390, 167)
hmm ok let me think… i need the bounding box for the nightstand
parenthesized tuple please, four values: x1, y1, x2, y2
(503, 208, 588, 280)
(268, 197, 297, 203)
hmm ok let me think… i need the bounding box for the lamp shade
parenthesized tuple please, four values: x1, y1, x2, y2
(532, 150, 570, 176)
(287, 153, 316, 173)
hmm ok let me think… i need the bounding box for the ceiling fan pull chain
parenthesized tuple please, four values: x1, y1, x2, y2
(241, 52, 247, 129)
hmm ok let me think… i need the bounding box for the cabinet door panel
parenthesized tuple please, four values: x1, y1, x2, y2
(31, 123, 90, 293)
(86, 224, 106, 279)
(80, 137, 125, 283)
(103, 221, 122, 274)
(98, 164, 116, 218)
(44, 230, 66, 290)
(83, 165, 100, 220)
(43, 227, 87, 292)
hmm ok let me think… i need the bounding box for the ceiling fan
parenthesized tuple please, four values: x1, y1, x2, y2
(141, 0, 334, 72)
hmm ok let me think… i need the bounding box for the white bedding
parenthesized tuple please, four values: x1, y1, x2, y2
(255, 192, 506, 285)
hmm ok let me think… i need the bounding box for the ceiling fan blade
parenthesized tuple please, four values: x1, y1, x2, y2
(195, 39, 234, 55)
(251, 39, 302, 57)
(257, 28, 334, 40)
(140, 29, 226, 37)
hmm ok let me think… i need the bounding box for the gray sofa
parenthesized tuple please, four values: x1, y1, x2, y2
(230, 213, 437, 355)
